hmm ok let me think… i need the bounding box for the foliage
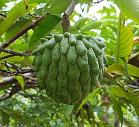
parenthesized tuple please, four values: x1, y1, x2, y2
(0, 0, 139, 126)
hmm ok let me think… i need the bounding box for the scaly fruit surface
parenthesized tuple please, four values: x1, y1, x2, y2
(33, 33, 107, 105)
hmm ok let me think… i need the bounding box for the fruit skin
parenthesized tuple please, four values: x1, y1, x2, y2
(33, 33, 107, 105)
(60, 37, 69, 55)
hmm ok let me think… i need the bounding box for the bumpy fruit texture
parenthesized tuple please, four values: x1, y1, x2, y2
(33, 33, 107, 105)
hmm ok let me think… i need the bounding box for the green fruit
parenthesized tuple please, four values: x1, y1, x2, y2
(69, 34, 76, 46)
(97, 55, 104, 80)
(60, 37, 69, 54)
(103, 55, 108, 65)
(45, 78, 57, 97)
(76, 40, 87, 55)
(91, 37, 106, 49)
(52, 43, 60, 62)
(68, 63, 80, 81)
(90, 39, 102, 56)
(33, 53, 43, 72)
(75, 34, 83, 40)
(48, 62, 58, 80)
(54, 34, 63, 42)
(81, 78, 91, 97)
(67, 46, 77, 65)
(33, 34, 107, 104)
(42, 48, 52, 66)
(88, 48, 99, 85)
(58, 55, 68, 77)
(64, 32, 70, 38)
(37, 68, 48, 89)
(32, 38, 56, 55)
(77, 53, 89, 71)
(82, 38, 92, 49)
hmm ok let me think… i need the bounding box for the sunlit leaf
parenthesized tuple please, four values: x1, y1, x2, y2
(127, 64, 139, 77)
(110, 86, 127, 98)
(112, 98, 123, 125)
(28, 14, 61, 50)
(2, 110, 10, 125)
(80, 19, 117, 32)
(5, 17, 32, 41)
(0, 2, 37, 36)
(77, 87, 102, 112)
(15, 75, 25, 89)
(46, 0, 71, 14)
(116, 26, 133, 59)
(0, 0, 10, 8)
(71, 18, 88, 32)
(107, 63, 124, 75)
(113, 0, 139, 24)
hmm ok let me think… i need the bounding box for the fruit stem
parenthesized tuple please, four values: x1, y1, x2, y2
(65, 0, 79, 16)
(62, 0, 79, 33)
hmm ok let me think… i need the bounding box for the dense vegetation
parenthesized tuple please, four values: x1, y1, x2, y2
(0, 0, 139, 126)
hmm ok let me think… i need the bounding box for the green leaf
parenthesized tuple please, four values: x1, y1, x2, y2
(0, 0, 10, 8)
(79, 0, 92, 3)
(110, 86, 127, 98)
(77, 87, 102, 112)
(113, 0, 139, 24)
(107, 64, 139, 77)
(111, 81, 139, 116)
(112, 98, 123, 125)
(5, 17, 32, 41)
(127, 64, 139, 77)
(0, 90, 4, 95)
(29, 0, 49, 3)
(132, 103, 139, 116)
(107, 63, 124, 75)
(15, 75, 25, 89)
(46, 0, 71, 14)
(62, 105, 74, 117)
(80, 19, 117, 32)
(0, 2, 37, 36)
(28, 15, 61, 50)
(2, 110, 10, 125)
(116, 26, 133, 59)
(71, 18, 88, 32)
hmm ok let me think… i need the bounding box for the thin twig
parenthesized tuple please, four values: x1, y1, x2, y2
(0, 73, 36, 90)
(0, 47, 31, 56)
(0, 69, 34, 76)
(0, 48, 32, 61)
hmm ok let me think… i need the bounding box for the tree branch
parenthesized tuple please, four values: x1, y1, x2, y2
(0, 82, 37, 101)
(0, 13, 49, 49)
(62, 13, 70, 32)
(0, 73, 36, 88)
(0, 70, 37, 101)
(0, 48, 31, 56)
(62, 0, 79, 32)
(0, 69, 34, 76)
(0, 48, 31, 61)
